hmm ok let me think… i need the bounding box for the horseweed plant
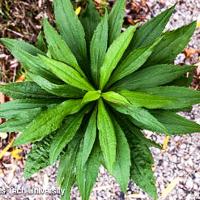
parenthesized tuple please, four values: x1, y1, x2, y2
(0, 0, 200, 199)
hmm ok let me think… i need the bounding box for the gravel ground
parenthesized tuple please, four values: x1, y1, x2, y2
(0, 1, 200, 200)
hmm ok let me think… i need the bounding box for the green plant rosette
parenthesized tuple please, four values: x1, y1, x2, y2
(0, 1, 200, 199)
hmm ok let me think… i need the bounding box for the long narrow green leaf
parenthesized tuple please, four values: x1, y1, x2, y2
(100, 27, 135, 89)
(36, 31, 47, 52)
(14, 99, 83, 146)
(117, 115, 158, 199)
(0, 109, 42, 132)
(117, 115, 161, 149)
(43, 19, 85, 77)
(82, 91, 101, 104)
(0, 38, 55, 80)
(24, 134, 55, 179)
(112, 64, 194, 91)
(29, 73, 84, 98)
(109, 39, 161, 84)
(130, 141, 157, 200)
(146, 21, 196, 66)
(151, 111, 200, 134)
(127, 5, 175, 50)
(0, 82, 56, 99)
(90, 12, 108, 86)
(0, 38, 44, 56)
(108, 0, 126, 45)
(111, 104, 167, 133)
(0, 98, 57, 119)
(57, 134, 81, 186)
(97, 99, 116, 172)
(0, 99, 56, 110)
(10, 47, 57, 81)
(102, 91, 129, 105)
(112, 117, 131, 192)
(49, 111, 85, 164)
(58, 135, 81, 200)
(119, 90, 173, 109)
(39, 55, 94, 91)
(54, 0, 87, 69)
(81, 108, 97, 166)
(141, 86, 200, 109)
(100, 26, 136, 89)
(80, 0, 101, 46)
(103, 91, 167, 133)
(76, 143, 101, 200)
(0, 119, 27, 132)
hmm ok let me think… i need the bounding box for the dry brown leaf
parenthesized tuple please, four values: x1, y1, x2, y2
(161, 177, 181, 199)
(184, 48, 200, 58)
(16, 74, 25, 82)
(197, 21, 200, 28)
(11, 148, 23, 160)
(126, 193, 147, 199)
(162, 136, 170, 151)
(0, 138, 14, 160)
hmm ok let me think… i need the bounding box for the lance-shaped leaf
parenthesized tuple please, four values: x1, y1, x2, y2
(14, 99, 83, 146)
(0, 119, 29, 132)
(0, 98, 57, 119)
(0, 108, 42, 119)
(102, 91, 129, 105)
(54, 0, 87, 69)
(76, 143, 101, 200)
(117, 115, 161, 149)
(0, 107, 43, 132)
(141, 86, 200, 109)
(10, 47, 57, 81)
(128, 5, 175, 50)
(80, 0, 101, 46)
(29, 73, 84, 98)
(0, 107, 42, 120)
(49, 110, 86, 164)
(0, 38, 44, 56)
(90, 12, 108, 86)
(36, 31, 47, 52)
(24, 134, 55, 179)
(39, 55, 94, 91)
(0, 81, 56, 99)
(57, 135, 81, 200)
(119, 90, 173, 109)
(82, 91, 101, 104)
(100, 26, 136, 89)
(117, 115, 158, 199)
(151, 111, 200, 134)
(0, 39, 54, 80)
(109, 38, 161, 85)
(108, 0, 126, 45)
(112, 117, 131, 192)
(146, 21, 196, 66)
(111, 104, 167, 133)
(112, 64, 194, 91)
(130, 140, 157, 200)
(43, 19, 85, 77)
(97, 99, 116, 172)
(81, 108, 97, 167)
(0, 99, 57, 111)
